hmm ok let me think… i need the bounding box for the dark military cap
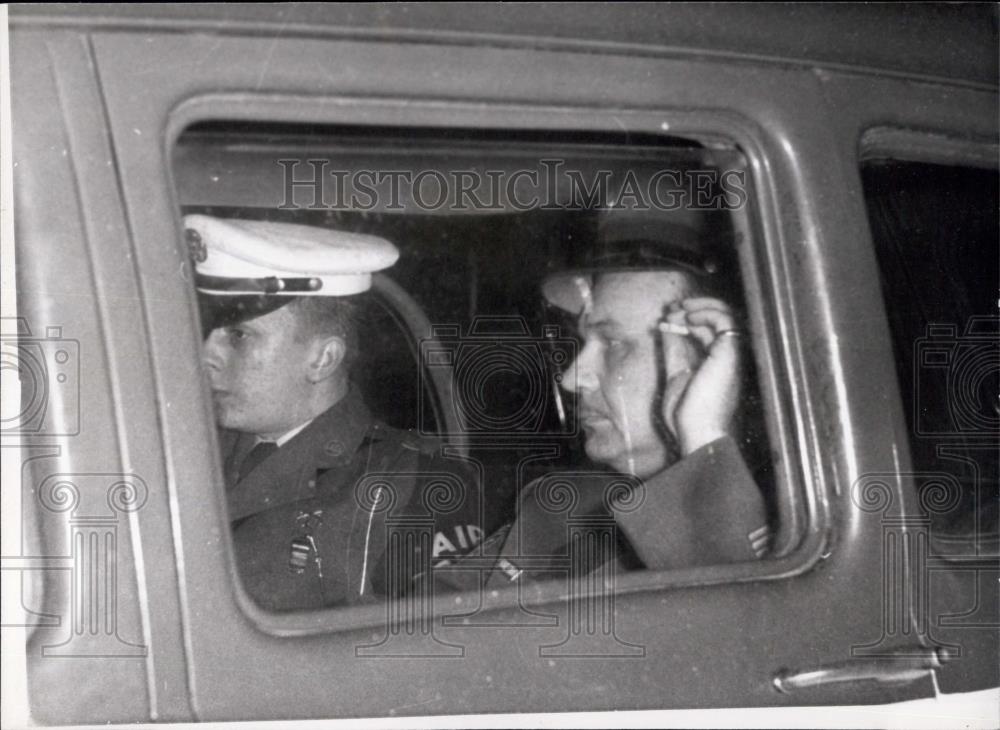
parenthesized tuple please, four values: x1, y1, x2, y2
(541, 206, 727, 314)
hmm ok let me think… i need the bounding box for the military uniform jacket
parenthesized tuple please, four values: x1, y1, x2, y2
(222, 388, 482, 611)
(433, 436, 770, 592)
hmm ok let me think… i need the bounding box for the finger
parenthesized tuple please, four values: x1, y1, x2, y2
(684, 323, 715, 349)
(665, 308, 688, 324)
(689, 327, 741, 393)
(679, 297, 734, 315)
(658, 318, 699, 375)
(657, 308, 692, 337)
(687, 311, 744, 357)
(706, 329, 743, 359)
(684, 307, 736, 333)
(661, 304, 727, 346)
(679, 305, 730, 318)
(662, 367, 694, 436)
(683, 309, 735, 349)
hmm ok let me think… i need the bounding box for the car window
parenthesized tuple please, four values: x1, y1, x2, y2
(860, 157, 998, 539)
(173, 121, 787, 614)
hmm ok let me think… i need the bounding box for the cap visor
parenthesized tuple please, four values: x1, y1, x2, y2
(198, 293, 294, 336)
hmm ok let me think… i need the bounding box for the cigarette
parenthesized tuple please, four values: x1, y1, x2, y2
(657, 321, 690, 336)
(574, 275, 593, 316)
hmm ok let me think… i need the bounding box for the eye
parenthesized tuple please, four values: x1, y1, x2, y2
(602, 336, 632, 362)
(226, 327, 249, 345)
(600, 334, 627, 351)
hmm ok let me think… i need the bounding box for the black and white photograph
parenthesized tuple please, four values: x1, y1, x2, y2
(1, 4, 997, 728)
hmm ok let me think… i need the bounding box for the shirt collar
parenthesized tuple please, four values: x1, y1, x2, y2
(249, 386, 371, 452)
(270, 418, 314, 448)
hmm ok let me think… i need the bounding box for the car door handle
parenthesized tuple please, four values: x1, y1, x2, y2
(773, 646, 951, 693)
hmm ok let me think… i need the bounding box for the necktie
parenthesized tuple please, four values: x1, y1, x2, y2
(238, 441, 278, 483)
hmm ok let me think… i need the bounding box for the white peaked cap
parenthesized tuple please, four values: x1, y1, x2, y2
(185, 214, 400, 297)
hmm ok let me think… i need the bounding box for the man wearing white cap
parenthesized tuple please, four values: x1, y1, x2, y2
(188, 214, 482, 610)
(434, 206, 770, 591)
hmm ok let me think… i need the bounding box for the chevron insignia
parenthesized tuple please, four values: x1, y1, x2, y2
(748, 524, 772, 558)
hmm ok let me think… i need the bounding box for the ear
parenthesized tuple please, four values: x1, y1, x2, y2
(306, 335, 347, 383)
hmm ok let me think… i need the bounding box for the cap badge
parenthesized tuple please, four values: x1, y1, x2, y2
(185, 228, 208, 264)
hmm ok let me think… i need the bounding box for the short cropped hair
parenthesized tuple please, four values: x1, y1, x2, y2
(288, 295, 362, 370)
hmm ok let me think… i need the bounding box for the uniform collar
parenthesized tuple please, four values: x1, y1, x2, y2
(301, 385, 376, 469)
(224, 386, 377, 522)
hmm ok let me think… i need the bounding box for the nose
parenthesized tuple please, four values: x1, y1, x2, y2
(560, 340, 600, 394)
(202, 329, 224, 372)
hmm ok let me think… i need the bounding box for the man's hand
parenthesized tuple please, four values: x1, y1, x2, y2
(660, 297, 742, 456)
